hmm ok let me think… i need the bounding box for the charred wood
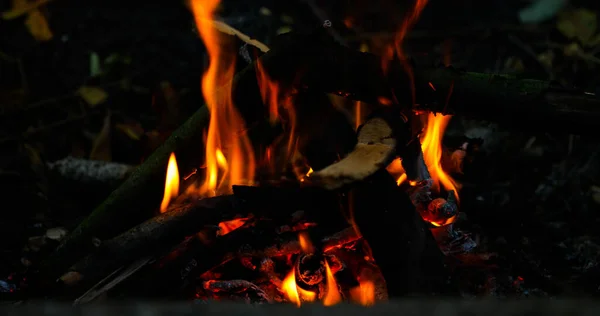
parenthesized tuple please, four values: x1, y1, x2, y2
(202, 279, 272, 303)
(350, 170, 456, 297)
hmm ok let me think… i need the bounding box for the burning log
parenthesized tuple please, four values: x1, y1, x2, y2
(350, 170, 456, 297)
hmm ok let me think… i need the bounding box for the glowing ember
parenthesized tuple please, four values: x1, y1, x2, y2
(160, 152, 180, 213)
(299, 167, 313, 183)
(190, 0, 255, 197)
(217, 217, 248, 236)
(420, 113, 460, 202)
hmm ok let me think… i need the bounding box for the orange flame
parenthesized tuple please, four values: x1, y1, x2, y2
(282, 233, 343, 307)
(322, 260, 342, 306)
(386, 158, 406, 185)
(282, 270, 301, 307)
(255, 56, 299, 173)
(160, 152, 180, 213)
(282, 269, 317, 306)
(383, 0, 429, 106)
(298, 232, 315, 254)
(256, 57, 280, 124)
(420, 113, 459, 202)
(349, 279, 376, 306)
(190, 0, 255, 197)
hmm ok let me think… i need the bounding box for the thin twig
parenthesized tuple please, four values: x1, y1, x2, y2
(346, 24, 550, 41)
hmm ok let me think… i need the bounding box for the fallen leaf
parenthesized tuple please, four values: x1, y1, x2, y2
(60, 271, 83, 286)
(537, 50, 555, 69)
(24, 9, 52, 41)
(259, 7, 271, 16)
(1, 0, 50, 20)
(116, 123, 144, 141)
(557, 8, 597, 46)
(78, 86, 108, 106)
(276, 26, 292, 35)
(46, 227, 67, 241)
(89, 112, 112, 161)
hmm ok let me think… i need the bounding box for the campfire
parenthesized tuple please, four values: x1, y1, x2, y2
(55, 0, 461, 305)
(21, 0, 600, 306)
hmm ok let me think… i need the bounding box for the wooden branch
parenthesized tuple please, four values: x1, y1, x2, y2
(266, 30, 600, 134)
(57, 195, 238, 294)
(349, 170, 457, 297)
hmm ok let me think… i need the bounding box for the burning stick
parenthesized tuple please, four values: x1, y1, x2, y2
(57, 195, 239, 293)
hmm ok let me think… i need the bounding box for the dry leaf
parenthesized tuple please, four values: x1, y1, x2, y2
(259, 7, 272, 16)
(24, 9, 52, 41)
(276, 26, 292, 35)
(78, 86, 108, 107)
(537, 50, 555, 69)
(89, 113, 112, 161)
(46, 227, 67, 241)
(116, 123, 144, 141)
(60, 271, 83, 286)
(557, 8, 597, 46)
(2, 0, 50, 20)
